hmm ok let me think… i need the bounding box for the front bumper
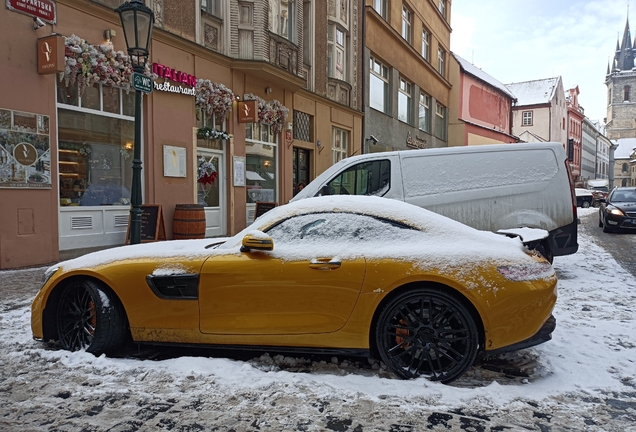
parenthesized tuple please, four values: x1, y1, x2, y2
(486, 315, 556, 355)
(605, 212, 636, 230)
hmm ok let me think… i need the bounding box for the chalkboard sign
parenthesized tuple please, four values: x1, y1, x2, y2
(254, 202, 277, 220)
(125, 205, 166, 244)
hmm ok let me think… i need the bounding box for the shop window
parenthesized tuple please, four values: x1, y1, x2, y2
(398, 78, 412, 124)
(332, 127, 349, 164)
(57, 81, 135, 117)
(245, 123, 277, 206)
(369, 55, 389, 114)
(419, 92, 431, 133)
(435, 102, 447, 141)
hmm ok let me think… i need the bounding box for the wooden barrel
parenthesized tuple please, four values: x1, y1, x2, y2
(173, 204, 206, 239)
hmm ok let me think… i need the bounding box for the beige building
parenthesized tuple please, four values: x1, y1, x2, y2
(363, 0, 452, 152)
(0, 0, 363, 269)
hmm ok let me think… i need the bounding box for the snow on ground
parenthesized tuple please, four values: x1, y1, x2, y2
(1, 207, 635, 430)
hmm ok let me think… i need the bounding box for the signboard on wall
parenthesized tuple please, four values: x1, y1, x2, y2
(6, 0, 57, 24)
(238, 100, 258, 123)
(37, 35, 64, 74)
(0, 108, 51, 189)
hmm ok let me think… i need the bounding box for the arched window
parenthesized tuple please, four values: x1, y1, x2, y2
(625, 85, 631, 101)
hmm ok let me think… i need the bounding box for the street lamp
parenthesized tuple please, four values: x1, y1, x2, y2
(115, 0, 154, 244)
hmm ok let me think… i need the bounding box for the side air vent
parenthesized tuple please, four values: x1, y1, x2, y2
(146, 274, 199, 300)
(114, 215, 129, 227)
(71, 216, 93, 230)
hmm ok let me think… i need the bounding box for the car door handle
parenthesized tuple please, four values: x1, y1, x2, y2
(309, 258, 342, 270)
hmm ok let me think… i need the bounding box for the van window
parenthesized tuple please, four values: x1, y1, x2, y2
(320, 160, 391, 197)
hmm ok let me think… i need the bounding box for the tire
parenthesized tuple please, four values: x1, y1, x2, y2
(374, 288, 479, 384)
(56, 279, 127, 355)
(598, 214, 603, 227)
(602, 218, 613, 233)
(582, 200, 591, 208)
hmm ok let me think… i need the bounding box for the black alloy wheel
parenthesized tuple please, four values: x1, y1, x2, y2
(375, 288, 479, 384)
(56, 279, 126, 355)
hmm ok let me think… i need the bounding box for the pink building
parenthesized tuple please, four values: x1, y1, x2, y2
(448, 54, 518, 146)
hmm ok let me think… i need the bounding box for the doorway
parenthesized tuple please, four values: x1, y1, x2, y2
(196, 148, 226, 237)
(293, 147, 310, 195)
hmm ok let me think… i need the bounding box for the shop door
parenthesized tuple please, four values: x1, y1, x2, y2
(197, 150, 226, 237)
(293, 148, 310, 195)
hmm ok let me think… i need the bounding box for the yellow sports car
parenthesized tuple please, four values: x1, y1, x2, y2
(32, 195, 557, 383)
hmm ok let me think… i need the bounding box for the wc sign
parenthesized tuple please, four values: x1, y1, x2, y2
(132, 72, 153, 94)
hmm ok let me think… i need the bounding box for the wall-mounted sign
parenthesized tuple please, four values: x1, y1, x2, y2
(152, 62, 196, 96)
(6, 0, 56, 23)
(37, 34, 64, 74)
(163, 145, 186, 177)
(238, 100, 258, 123)
(406, 131, 427, 149)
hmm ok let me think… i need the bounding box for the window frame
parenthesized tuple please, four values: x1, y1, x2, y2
(418, 92, 431, 133)
(327, 23, 347, 80)
(373, 0, 387, 19)
(435, 102, 447, 141)
(437, 47, 446, 77)
(201, 0, 221, 16)
(438, 0, 446, 19)
(269, 0, 296, 42)
(401, 5, 412, 43)
(332, 127, 349, 164)
(421, 28, 430, 62)
(522, 111, 533, 126)
(369, 55, 389, 114)
(398, 78, 413, 125)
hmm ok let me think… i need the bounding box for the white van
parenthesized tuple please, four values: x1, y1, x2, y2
(291, 142, 578, 261)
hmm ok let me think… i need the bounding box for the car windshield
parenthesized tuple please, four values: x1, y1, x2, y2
(611, 191, 636, 202)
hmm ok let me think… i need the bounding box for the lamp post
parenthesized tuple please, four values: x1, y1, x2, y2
(115, 0, 154, 244)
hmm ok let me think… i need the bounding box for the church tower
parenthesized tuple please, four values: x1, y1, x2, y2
(606, 18, 636, 139)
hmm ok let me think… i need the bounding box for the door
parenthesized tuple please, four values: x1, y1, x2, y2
(293, 147, 310, 195)
(197, 149, 226, 237)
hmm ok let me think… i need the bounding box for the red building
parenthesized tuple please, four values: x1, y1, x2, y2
(566, 86, 585, 185)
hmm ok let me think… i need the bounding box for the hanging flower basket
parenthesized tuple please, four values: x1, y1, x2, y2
(197, 127, 231, 141)
(60, 34, 154, 97)
(195, 79, 235, 121)
(243, 93, 289, 134)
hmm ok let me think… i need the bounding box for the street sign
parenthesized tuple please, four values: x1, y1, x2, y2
(132, 72, 153, 93)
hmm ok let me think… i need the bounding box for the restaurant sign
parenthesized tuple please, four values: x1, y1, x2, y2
(406, 131, 427, 149)
(152, 63, 196, 96)
(238, 100, 258, 123)
(6, 0, 56, 24)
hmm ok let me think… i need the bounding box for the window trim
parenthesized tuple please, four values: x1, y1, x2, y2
(398, 77, 413, 125)
(421, 28, 430, 62)
(401, 5, 412, 43)
(369, 55, 389, 114)
(332, 127, 349, 164)
(522, 111, 533, 126)
(437, 47, 446, 77)
(418, 92, 431, 132)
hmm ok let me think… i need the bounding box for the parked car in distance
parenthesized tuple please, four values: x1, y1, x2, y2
(32, 195, 558, 384)
(598, 187, 636, 233)
(575, 188, 594, 208)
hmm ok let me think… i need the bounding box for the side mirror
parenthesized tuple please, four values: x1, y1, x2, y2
(241, 233, 274, 252)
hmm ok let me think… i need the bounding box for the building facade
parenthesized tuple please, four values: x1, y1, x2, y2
(507, 76, 567, 149)
(363, 0, 452, 153)
(0, 0, 363, 269)
(448, 53, 518, 146)
(581, 118, 598, 186)
(565, 86, 585, 185)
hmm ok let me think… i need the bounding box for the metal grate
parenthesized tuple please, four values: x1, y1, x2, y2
(71, 216, 93, 230)
(293, 110, 311, 142)
(114, 215, 129, 227)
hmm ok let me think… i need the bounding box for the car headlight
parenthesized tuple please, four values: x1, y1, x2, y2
(42, 266, 59, 288)
(608, 207, 625, 216)
(497, 262, 554, 281)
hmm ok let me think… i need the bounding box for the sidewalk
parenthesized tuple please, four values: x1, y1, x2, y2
(0, 266, 46, 303)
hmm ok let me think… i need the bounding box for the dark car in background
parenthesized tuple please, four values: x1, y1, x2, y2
(575, 188, 594, 208)
(598, 187, 636, 233)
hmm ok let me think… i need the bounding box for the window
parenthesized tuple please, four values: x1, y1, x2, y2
(269, 0, 296, 41)
(57, 81, 135, 207)
(437, 47, 446, 76)
(438, 0, 446, 18)
(419, 92, 431, 132)
(320, 160, 391, 197)
(608, 88, 612, 105)
(435, 103, 447, 141)
(421, 29, 430, 61)
(293, 110, 312, 142)
(401, 6, 412, 43)
(369, 56, 389, 113)
(201, 0, 220, 16)
(332, 128, 349, 164)
(625, 85, 631, 101)
(328, 24, 347, 80)
(373, 0, 387, 19)
(398, 78, 412, 124)
(245, 123, 278, 205)
(265, 212, 416, 245)
(522, 111, 533, 126)
(623, 163, 629, 173)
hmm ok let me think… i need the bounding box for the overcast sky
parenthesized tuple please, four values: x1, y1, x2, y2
(450, 0, 631, 123)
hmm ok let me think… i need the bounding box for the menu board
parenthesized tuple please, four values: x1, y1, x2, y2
(254, 202, 277, 220)
(125, 205, 166, 244)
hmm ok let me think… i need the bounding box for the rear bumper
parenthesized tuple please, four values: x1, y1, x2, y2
(486, 315, 556, 355)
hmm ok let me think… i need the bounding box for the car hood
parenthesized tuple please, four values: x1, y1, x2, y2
(611, 202, 636, 212)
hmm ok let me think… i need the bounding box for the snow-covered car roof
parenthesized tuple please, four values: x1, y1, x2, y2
(575, 188, 593, 197)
